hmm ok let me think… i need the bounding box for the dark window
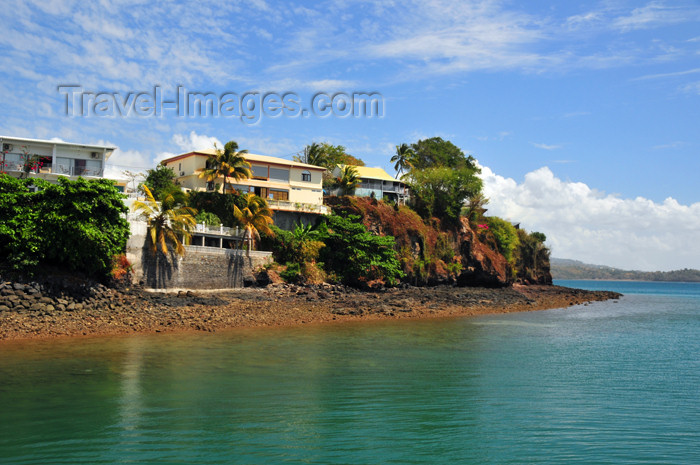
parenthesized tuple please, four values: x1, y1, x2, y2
(301, 170, 311, 182)
(269, 167, 289, 182)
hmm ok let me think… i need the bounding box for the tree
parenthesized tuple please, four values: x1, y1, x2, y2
(143, 164, 178, 200)
(409, 137, 477, 170)
(391, 143, 414, 178)
(0, 175, 130, 279)
(199, 140, 251, 193)
(233, 193, 274, 252)
(318, 214, 404, 286)
(295, 142, 328, 167)
(337, 165, 360, 195)
(403, 137, 483, 224)
(408, 166, 482, 224)
(463, 192, 489, 223)
(132, 185, 197, 256)
(122, 170, 145, 193)
(485, 216, 520, 264)
(516, 230, 549, 278)
(187, 190, 246, 227)
(294, 142, 364, 169)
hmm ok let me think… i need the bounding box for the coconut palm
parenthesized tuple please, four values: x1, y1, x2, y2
(132, 185, 197, 256)
(337, 165, 360, 195)
(233, 193, 275, 252)
(391, 143, 415, 179)
(294, 142, 329, 167)
(199, 140, 251, 193)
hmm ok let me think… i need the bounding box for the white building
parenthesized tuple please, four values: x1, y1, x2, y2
(0, 135, 121, 188)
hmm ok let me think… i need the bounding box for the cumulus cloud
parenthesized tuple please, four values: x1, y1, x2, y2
(479, 165, 700, 271)
(172, 131, 223, 152)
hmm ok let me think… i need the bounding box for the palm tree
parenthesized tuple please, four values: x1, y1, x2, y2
(132, 185, 197, 256)
(233, 193, 275, 253)
(391, 143, 414, 179)
(199, 140, 252, 193)
(294, 142, 329, 167)
(337, 165, 360, 195)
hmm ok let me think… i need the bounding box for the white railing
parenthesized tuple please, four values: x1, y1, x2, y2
(194, 224, 241, 236)
(267, 199, 329, 214)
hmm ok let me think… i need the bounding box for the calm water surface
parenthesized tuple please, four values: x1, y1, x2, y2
(1, 281, 699, 464)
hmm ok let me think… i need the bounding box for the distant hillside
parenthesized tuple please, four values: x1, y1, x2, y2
(551, 258, 700, 282)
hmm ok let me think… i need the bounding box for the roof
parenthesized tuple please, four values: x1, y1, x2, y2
(161, 149, 326, 171)
(0, 135, 116, 152)
(337, 164, 404, 183)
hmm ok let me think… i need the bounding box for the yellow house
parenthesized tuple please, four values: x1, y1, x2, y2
(161, 149, 328, 214)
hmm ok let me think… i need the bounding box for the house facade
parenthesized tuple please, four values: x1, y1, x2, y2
(0, 135, 119, 186)
(161, 149, 329, 215)
(332, 165, 409, 204)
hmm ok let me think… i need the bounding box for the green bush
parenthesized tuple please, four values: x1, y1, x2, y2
(0, 175, 130, 279)
(195, 211, 221, 226)
(485, 216, 520, 264)
(187, 191, 246, 227)
(318, 214, 404, 286)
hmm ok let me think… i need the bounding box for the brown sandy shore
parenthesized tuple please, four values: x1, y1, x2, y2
(0, 283, 621, 342)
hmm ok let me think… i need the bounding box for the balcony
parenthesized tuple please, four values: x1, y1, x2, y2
(267, 199, 329, 215)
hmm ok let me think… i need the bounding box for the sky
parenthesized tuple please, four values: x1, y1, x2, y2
(1, 0, 699, 271)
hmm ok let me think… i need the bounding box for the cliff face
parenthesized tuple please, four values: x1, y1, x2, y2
(324, 197, 535, 287)
(455, 218, 510, 287)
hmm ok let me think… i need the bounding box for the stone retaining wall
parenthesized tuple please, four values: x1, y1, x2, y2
(140, 246, 272, 289)
(127, 219, 273, 289)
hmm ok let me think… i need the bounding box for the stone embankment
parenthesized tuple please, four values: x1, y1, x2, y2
(0, 279, 621, 342)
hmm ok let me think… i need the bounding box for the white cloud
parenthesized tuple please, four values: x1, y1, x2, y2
(172, 131, 222, 152)
(480, 165, 700, 271)
(613, 2, 699, 32)
(532, 142, 562, 150)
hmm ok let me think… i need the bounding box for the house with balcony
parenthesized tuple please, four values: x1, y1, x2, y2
(0, 135, 124, 189)
(331, 165, 409, 204)
(161, 149, 329, 229)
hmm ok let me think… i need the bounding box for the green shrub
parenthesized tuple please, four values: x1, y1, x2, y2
(195, 211, 221, 226)
(0, 175, 130, 279)
(485, 216, 520, 264)
(318, 214, 404, 286)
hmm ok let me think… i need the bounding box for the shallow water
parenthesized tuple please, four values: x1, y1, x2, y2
(1, 281, 699, 464)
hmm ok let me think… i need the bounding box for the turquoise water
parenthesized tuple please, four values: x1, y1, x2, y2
(1, 281, 699, 464)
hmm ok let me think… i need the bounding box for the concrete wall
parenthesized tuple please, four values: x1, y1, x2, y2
(126, 218, 272, 289)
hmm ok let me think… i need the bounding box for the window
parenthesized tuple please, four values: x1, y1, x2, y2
(251, 164, 268, 179)
(269, 189, 289, 201)
(269, 167, 289, 182)
(301, 170, 311, 182)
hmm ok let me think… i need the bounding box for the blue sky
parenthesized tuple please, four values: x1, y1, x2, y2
(2, 0, 700, 270)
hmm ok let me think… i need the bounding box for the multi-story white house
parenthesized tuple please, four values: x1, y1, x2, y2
(161, 149, 329, 217)
(0, 135, 120, 186)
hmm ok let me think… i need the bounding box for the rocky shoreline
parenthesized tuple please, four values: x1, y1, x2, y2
(0, 280, 621, 342)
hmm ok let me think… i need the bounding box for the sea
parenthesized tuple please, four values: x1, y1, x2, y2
(0, 280, 698, 464)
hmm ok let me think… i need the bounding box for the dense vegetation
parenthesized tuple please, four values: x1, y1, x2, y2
(264, 213, 404, 287)
(0, 175, 130, 279)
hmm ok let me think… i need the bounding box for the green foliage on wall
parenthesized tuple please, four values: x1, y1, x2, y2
(0, 175, 130, 279)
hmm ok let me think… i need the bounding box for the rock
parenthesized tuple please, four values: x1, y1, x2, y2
(44, 305, 55, 312)
(456, 218, 510, 288)
(0, 305, 9, 312)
